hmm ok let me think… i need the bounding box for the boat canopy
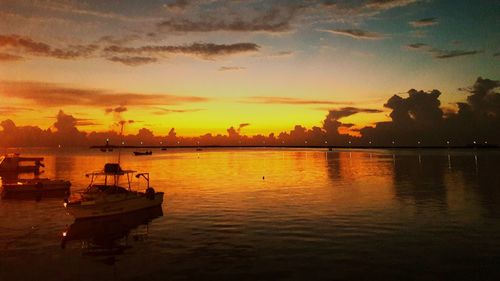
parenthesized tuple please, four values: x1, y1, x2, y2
(85, 163, 136, 177)
(85, 163, 136, 190)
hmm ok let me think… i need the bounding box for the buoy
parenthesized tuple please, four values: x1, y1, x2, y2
(262, 176, 265, 180)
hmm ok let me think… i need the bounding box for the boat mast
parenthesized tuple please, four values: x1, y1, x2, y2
(117, 121, 125, 164)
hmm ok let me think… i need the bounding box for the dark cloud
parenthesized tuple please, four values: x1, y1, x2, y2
(268, 51, 294, 57)
(237, 123, 250, 132)
(321, 28, 385, 40)
(409, 17, 438, 27)
(103, 42, 260, 59)
(164, 0, 190, 11)
(107, 56, 159, 66)
(0, 52, 24, 61)
(152, 107, 202, 115)
(360, 77, 500, 145)
(0, 34, 98, 60)
(158, 6, 302, 33)
(105, 106, 128, 114)
(460, 77, 500, 117)
(364, 0, 418, 10)
(327, 107, 383, 120)
(218, 66, 246, 71)
(322, 107, 381, 139)
(406, 43, 482, 59)
(243, 96, 351, 105)
(433, 49, 482, 59)
(1, 80, 210, 107)
(0, 34, 259, 65)
(96, 35, 141, 45)
(405, 43, 429, 49)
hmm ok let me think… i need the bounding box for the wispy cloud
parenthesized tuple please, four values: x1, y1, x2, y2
(105, 106, 128, 114)
(242, 96, 352, 105)
(218, 66, 246, 71)
(265, 51, 295, 58)
(405, 43, 482, 59)
(433, 49, 482, 59)
(152, 107, 202, 115)
(107, 56, 159, 66)
(405, 43, 430, 49)
(103, 42, 260, 60)
(164, 0, 190, 12)
(326, 107, 383, 119)
(320, 28, 385, 40)
(0, 33, 260, 66)
(0, 52, 24, 61)
(1, 80, 210, 107)
(364, 0, 419, 11)
(409, 17, 438, 27)
(0, 34, 98, 59)
(157, 5, 303, 33)
(0, 106, 34, 115)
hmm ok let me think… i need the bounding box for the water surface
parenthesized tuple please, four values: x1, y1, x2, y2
(1, 148, 500, 280)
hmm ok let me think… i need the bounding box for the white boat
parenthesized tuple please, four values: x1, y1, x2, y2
(65, 163, 164, 219)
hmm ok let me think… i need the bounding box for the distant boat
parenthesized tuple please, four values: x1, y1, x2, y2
(161, 147, 167, 151)
(196, 148, 203, 151)
(133, 151, 152, 156)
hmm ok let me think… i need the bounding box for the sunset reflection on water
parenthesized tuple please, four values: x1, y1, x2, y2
(1, 148, 500, 280)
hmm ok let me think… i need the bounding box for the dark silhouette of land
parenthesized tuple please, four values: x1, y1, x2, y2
(91, 144, 499, 150)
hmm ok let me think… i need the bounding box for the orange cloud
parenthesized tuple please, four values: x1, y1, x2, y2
(0, 80, 210, 107)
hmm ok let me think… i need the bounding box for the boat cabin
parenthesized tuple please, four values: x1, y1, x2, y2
(85, 163, 136, 193)
(0, 154, 44, 174)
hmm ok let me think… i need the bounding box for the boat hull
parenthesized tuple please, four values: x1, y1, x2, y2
(66, 192, 164, 219)
(1, 179, 71, 199)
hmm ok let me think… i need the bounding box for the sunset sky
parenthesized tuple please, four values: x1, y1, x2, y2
(1, 0, 499, 137)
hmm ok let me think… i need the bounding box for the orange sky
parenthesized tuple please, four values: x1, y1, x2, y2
(1, 0, 498, 137)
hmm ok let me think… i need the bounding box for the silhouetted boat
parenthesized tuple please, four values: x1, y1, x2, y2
(1, 178, 71, 199)
(100, 139, 114, 152)
(161, 147, 167, 151)
(133, 151, 152, 156)
(0, 153, 44, 174)
(65, 163, 163, 219)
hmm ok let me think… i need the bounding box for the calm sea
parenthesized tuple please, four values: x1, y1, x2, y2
(1, 148, 500, 281)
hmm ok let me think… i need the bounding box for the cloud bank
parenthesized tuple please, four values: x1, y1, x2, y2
(2, 76, 497, 147)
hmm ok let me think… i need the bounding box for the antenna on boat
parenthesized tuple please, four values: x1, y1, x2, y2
(118, 121, 125, 164)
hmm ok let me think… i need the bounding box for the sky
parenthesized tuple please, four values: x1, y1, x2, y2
(0, 0, 499, 142)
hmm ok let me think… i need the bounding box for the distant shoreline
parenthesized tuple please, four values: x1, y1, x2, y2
(90, 145, 499, 150)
